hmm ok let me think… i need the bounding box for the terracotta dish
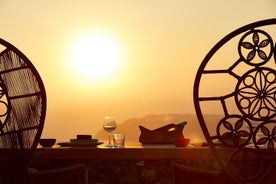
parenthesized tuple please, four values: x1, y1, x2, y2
(173, 138, 190, 147)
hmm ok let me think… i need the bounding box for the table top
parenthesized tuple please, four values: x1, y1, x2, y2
(33, 142, 233, 160)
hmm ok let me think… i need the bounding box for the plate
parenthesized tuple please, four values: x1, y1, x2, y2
(70, 139, 98, 143)
(58, 141, 104, 147)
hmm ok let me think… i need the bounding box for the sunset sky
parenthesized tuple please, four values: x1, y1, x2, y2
(1, 0, 275, 141)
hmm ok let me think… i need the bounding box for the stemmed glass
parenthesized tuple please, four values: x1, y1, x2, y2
(103, 116, 117, 148)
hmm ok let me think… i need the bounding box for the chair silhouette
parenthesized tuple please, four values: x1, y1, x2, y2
(0, 38, 46, 183)
(174, 18, 276, 184)
(0, 38, 87, 184)
(29, 163, 88, 184)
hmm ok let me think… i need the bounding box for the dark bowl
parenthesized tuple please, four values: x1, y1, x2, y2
(39, 138, 56, 147)
(76, 134, 92, 140)
(173, 138, 190, 147)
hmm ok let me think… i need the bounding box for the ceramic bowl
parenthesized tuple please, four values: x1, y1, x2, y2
(39, 138, 56, 147)
(173, 138, 190, 147)
(76, 134, 92, 140)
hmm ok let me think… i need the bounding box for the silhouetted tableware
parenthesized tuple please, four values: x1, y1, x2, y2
(39, 138, 56, 147)
(139, 121, 187, 144)
(76, 134, 92, 139)
(103, 116, 117, 148)
(70, 138, 98, 144)
(173, 138, 190, 147)
(58, 141, 103, 147)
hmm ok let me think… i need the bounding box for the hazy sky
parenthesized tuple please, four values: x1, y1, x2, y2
(1, 0, 275, 141)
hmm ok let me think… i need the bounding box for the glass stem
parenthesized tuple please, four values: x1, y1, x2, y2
(108, 132, 111, 145)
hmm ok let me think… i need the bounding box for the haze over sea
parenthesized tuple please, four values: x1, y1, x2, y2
(50, 113, 222, 143)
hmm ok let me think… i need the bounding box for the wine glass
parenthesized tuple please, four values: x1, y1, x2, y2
(103, 116, 117, 148)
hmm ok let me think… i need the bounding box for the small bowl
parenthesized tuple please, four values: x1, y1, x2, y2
(173, 138, 190, 147)
(76, 134, 92, 140)
(39, 138, 56, 147)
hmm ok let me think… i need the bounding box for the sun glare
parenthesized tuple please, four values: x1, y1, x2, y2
(68, 32, 122, 82)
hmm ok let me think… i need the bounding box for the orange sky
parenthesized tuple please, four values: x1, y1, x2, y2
(1, 0, 276, 141)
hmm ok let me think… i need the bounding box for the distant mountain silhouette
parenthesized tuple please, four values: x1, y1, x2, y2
(95, 113, 222, 143)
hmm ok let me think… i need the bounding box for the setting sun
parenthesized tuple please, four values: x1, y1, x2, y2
(67, 32, 122, 81)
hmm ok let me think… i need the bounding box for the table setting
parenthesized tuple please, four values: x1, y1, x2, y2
(57, 134, 104, 147)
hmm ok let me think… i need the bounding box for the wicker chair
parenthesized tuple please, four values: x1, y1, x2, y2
(174, 18, 276, 184)
(0, 38, 88, 184)
(0, 38, 46, 184)
(29, 163, 88, 184)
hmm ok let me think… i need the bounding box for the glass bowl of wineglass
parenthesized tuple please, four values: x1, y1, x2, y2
(103, 116, 117, 148)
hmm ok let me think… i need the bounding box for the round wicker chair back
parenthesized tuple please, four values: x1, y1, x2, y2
(0, 38, 46, 183)
(194, 18, 276, 183)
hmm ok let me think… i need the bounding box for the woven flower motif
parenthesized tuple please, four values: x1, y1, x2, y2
(254, 122, 276, 151)
(218, 116, 251, 147)
(241, 31, 270, 63)
(237, 69, 276, 120)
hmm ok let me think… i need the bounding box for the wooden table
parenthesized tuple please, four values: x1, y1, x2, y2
(33, 142, 233, 160)
(32, 143, 236, 184)
(32, 143, 276, 184)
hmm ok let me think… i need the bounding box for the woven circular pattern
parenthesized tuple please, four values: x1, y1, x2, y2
(217, 115, 252, 148)
(235, 68, 276, 120)
(253, 119, 276, 151)
(238, 30, 273, 66)
(194, 19, 276, 183)
(0, 91, 8, 118)
(228, 148, 264, 183)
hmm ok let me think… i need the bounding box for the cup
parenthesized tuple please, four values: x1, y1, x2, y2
(113, 133, 125, 148)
